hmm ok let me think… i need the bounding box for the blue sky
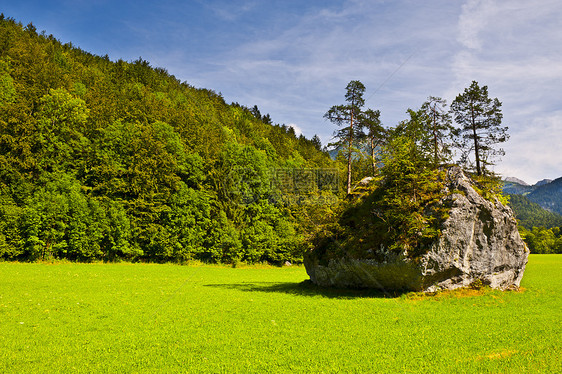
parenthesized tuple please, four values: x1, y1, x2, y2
(2, 0, 561, 183)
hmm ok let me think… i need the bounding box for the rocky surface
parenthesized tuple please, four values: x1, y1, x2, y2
(304, 166, 529, 292)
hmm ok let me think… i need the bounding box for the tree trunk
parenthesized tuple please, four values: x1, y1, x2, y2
(370, 137, 377, 175)
(347, 111, 353, 194)
(471, 104, 481, 175)
(432, 106, 438, 166)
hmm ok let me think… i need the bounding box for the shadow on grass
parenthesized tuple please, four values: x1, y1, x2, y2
(205, 280, 405, 299)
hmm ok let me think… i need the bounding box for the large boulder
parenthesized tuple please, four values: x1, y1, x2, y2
(304, 166, 529, 292)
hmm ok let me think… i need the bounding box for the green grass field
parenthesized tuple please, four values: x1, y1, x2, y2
(1, 255, 560, 373)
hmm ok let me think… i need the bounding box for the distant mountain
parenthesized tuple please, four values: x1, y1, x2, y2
(502, 180, 534, 195)
(526, 177, 562, 216)
(508, 194, 562, 229)
(504, 177, 529, 186)
(535, 179, 553, 187)
(327, 142, 376, 161)
(503, 176, 562, 216)
(328, 148, 339, 160)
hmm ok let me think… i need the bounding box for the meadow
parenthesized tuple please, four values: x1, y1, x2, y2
(0, 255, 560, 373)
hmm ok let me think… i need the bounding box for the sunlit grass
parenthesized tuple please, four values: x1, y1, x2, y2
(0, 255, 560, 373)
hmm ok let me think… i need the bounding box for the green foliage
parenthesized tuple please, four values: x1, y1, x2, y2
(508, 194, 562, 229)
(377, 136, 448, 255)
(359, 108, 386, 175)
(471, 173, 510, 206)
(519, 226, 562, 254)
(325, 80, 382, 194)
(450, 81, 507, 176)
(35, 88, 90, 173)
(0, 16, 334, 264)
(399, 96, 454, 166)
(14, 173, 140, 261)
(315, 134, 449, 261)
(0, 60, 16, 107)
(0, 191, 23, 258)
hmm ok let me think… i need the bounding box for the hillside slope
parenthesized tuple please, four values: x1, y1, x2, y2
(502, 181, 534, 195)
(503, 177, 562, 216)
(526, 177, 562, 215)
(0, 15, 340, 263)
(508, 194, 562, 229)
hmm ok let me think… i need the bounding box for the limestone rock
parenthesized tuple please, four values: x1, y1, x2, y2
(304, 166, 529, 292)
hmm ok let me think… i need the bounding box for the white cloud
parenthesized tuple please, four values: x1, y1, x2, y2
(190, 1, 461, 134)
(449, 0, 562, 180)
(73, 0, 560, 180)
(457, 0, 500, 50)
(496, 112, 562, 183)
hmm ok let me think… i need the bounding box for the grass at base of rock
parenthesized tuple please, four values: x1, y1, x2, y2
(0, 255, 560, 373)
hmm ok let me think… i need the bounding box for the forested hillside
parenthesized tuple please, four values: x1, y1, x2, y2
(508, 194, 562, 229)
(526, 177, 562, 215)
(502, 181, 534, 195)
(2, 14, 556, 262)
(505, 186, 562, 254)
(0, 16, 338, 263)
(503, 178, 562, 216)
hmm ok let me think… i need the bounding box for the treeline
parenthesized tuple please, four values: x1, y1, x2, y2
(0, 15, 338, 263)
(1, 14, 547, 263)
(506, 194, 562, 253)
(518, 227, 562, 254)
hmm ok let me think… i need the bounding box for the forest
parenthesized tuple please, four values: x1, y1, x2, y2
(0, 16, 338, 263)
(506, 192, 562, 254)
(0, 15, 558, 262)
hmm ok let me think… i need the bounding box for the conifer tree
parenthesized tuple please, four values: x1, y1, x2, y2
(311, 134, 322, 151)
(359, 108, 385, 175)
(421, 96, 453, 166)
(378, 135, 446, 255)
(450, 81, 508, 175)
(324, 80, 366, 194)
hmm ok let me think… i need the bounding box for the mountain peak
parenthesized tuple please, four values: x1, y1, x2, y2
(535, 179, 553, 187)
(504, 177, 529, 186)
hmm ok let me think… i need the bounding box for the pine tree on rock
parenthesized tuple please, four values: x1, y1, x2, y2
(421, 96, 453, 166)
(324, 80, 367, 194)
(450, 81, 508, 176)
(359, 108, 386, 175)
